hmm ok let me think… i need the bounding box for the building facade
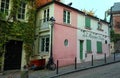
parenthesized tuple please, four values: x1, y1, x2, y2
(110, 2, 120, 53)
(34, 1, 110, 67)
(0, 0, 31, 71)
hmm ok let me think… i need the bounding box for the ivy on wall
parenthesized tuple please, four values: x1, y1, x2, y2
(110, 30, 120, 43)
(0, 0, 36, 68)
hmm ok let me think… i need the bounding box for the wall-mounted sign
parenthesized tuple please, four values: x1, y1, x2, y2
(83, 32, 104, 40)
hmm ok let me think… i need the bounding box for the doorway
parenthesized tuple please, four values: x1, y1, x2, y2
(79, 40, 83, 60)
(4, 40, 23, 70)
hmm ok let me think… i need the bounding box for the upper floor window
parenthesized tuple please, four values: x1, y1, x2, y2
(0, 0, 10, 15)
(116, 22, 120, 28)
(18, 2, 26, 19)
(43, 8, 49, 22)
(85, 16, 91, 29)
(97, 21, 102, 30)
(63, 10, 70, 24)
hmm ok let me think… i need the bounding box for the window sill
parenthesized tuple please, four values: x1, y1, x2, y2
(97, 52, 103, 54)
(86, 51, 92, 53)
(85, 27, 91, 30)
(63, 22, 71, 26)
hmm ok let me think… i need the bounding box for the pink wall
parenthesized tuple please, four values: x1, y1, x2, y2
(53, 4, 77, 66)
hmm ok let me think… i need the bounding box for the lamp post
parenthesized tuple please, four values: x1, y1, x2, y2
(46, 17, 56, 70)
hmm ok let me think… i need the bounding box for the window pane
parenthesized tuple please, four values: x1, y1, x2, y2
(46, 37, 49, 52)
(67, 12, 70, 23)
(18, 2, 25, 19)
(47, 9, 49, 21)
(41, 38, 45, 52)
(40, 36, 50, 52)
(63, 11, 66, 23)
(1, 0, 9, 14)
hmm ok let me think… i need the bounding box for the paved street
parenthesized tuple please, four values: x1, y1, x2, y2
(0, 53, 120, 78)
(55, 62, 120, 78)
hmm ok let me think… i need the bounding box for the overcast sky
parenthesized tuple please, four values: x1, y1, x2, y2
(65, 0, 120, 19)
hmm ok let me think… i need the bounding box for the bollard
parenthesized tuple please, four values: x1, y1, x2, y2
(104, 53, 106, 64)
(56, 60, 59, 74)
(114, 52, 116, 61)
(75, 57, 77, 70)
(91, 55, 93, 66)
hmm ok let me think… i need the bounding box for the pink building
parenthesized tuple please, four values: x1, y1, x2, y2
(33, 1, 110, 67)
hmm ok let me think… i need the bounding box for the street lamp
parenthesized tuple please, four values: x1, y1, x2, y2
(46, 17, 56, 70)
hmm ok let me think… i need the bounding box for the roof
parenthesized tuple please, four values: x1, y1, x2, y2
(37, 1, 109, 24)
(112, 2, 120, 12)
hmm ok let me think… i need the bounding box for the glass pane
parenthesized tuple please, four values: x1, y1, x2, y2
(44, 10, 46, 22)
(46, 37, 49, 52)
(41, 38, 45, 52)
(6, 0, 9, 3)
(63, 11, 66, 22)
(47, 9, 49, 21)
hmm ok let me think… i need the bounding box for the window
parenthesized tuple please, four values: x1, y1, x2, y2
(40, 36, 50, 52)
(116, 22, 120, 28)
(64, 39, 68, 47)
(97, 41, 102, 53)
(63, 10, 70, 24)
(97, 21, 102, 30)
(43, 8, 49, 22)
(0, 0, 10, 15)
(85, 16, 91, 29)
(86, 40, 92, 53)
(18, 2, 26, 19)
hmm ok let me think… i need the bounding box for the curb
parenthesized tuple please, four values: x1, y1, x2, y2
(50, 60, 120, 78)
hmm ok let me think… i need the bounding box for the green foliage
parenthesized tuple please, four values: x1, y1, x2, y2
(0, 12, 7, 20)
(110, 30, 120, 43)
(0, 0, 36, 64)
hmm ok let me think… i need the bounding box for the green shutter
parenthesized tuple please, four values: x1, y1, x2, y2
(86, 40, 91, 53)
(85, 17, 91, 28)
(97, 41, 102, 53)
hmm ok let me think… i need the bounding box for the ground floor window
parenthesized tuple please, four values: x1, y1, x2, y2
(86, 39, 92, 53)
(39, 36, 50, 53)
(97, 41, 102, 53)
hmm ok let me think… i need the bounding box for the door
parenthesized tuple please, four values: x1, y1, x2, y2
(80, 40, 83, 60)
(4, 40, 23, 70)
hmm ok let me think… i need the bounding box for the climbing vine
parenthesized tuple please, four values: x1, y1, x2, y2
(0, 0, 36, 67)
(110, 29, 120, 43)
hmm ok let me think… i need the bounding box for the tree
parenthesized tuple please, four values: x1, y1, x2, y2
(81, 9, 95, 16)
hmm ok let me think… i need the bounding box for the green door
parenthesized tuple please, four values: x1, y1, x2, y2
(80, 40, 83, 60)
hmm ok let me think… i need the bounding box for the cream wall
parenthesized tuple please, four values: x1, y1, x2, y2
(77, 14, 110, 62)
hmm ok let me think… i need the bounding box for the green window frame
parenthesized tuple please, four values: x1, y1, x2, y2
(97, 41, 102, 53)
(86, 40, 92, 53)
(85, 16, 91, 28)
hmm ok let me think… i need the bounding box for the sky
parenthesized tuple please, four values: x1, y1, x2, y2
(65, 0, 120, 20)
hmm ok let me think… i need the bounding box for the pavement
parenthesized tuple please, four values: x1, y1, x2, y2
(0, 53, 120, 78)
